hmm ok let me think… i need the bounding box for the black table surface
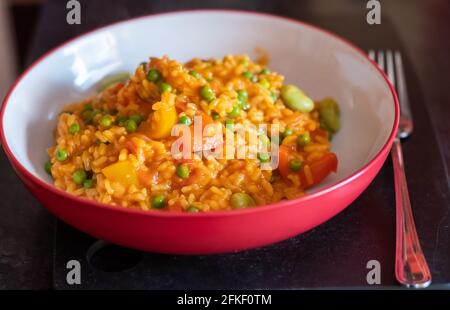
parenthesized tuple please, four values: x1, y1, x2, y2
(1, 0, 449, 289)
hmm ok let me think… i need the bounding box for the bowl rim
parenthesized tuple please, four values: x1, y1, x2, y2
(0, 9, 399, 218)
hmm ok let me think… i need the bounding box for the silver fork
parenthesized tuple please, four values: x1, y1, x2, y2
(368, 50, 432, 288)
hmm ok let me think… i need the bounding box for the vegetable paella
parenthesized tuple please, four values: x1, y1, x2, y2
(45, 55, 340, 212)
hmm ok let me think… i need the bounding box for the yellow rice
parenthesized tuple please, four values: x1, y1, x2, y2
(47, 55, 335, 212)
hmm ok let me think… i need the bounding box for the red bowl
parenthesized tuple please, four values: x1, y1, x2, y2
(0, 10, 399, 254)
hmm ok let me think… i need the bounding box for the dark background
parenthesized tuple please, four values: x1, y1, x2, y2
(1, 0, 449, 289)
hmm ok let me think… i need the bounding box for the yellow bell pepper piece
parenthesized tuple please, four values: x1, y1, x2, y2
(101, 160, 138, 187)
(146, 92, 178, 139)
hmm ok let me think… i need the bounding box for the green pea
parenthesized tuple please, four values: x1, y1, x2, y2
(189, 70, 201, 79)
(83, 179, 94, 188)
(257, 152, 270, 163)
(224, 119, 234, 131)
(176, 164, 190, 179)
(147, 69, 161, 82)
(318, 98, 340, 133)
(289, 159, 302, 172)
(115, 115, 128, 125)
(283, 127, 293, 138)
(55, 149, 68, 162)
(159, 82, 172, 93)
(242, 71, 254, 80)
(200, 85, 215, 102)
(44, 160, 52, 175)
(99, 116, 112, 127)
(72, 169, 87, 185)
(297, 133, 311, 147)
(230, 192, 255, 209)
(237, 89, 248, 104)
(259, 134, 270, 147)
(237, 90, 249, 110)
(179, 115, 192, 126)
(129, 114, 144, 126)
(281, 85, 314, 112)
(258, 79, 270, 89)
(124, 119, 137, 133)
(228, 105, 241, 118)
(186, 206, 200, 213)
(69, 123, 80, 134)
(211, 111, 220, 120)
(83, 103, 93, 111)
(260, 68, 271, 75)
(151, 194, 165, 209)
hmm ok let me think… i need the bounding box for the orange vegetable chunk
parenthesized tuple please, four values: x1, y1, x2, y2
(102, 160, 138, 187)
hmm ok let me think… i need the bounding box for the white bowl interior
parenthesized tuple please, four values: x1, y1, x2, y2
(2, 11, 395, 193)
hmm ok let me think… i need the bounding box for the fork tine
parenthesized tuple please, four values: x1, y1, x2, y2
(394, 50, 413, 122)
(386, 50, 396, 87)
(377, 50, 385, 71)
(368, 50, 376, 61)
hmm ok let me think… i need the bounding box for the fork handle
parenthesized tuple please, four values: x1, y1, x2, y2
(392, 137, 432, 288)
